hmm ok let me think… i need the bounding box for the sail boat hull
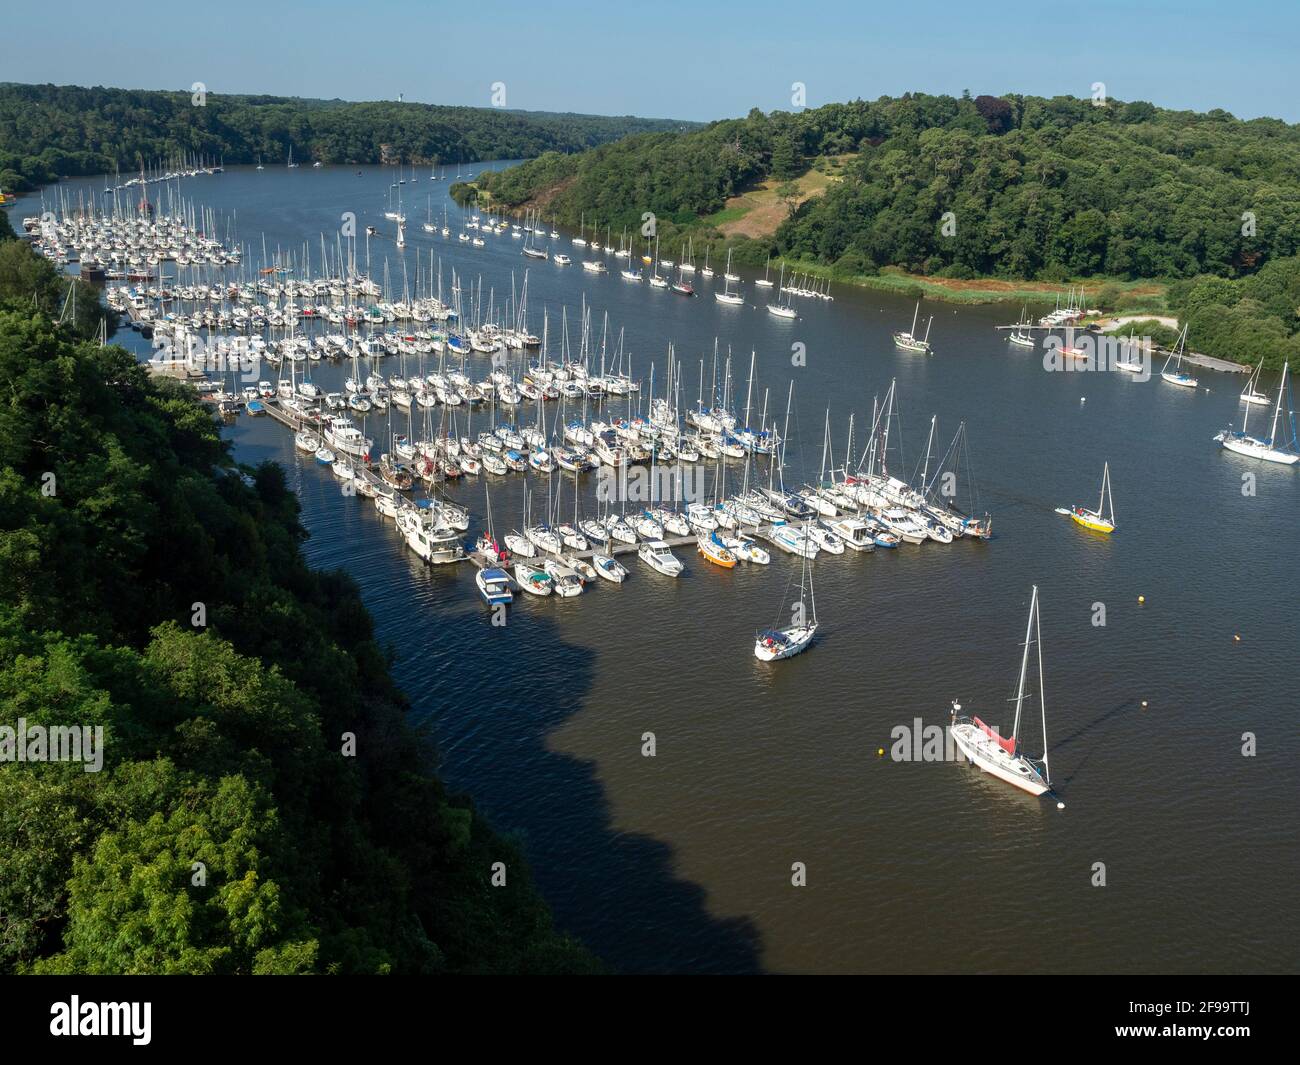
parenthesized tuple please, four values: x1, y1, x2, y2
(754, 624, 817, 661)
(1069, 508, 1116, 533)
(1216, 434, 1300, 465)
(950, 723, 1051, 796)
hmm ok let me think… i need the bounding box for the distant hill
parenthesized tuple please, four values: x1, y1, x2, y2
(0, 82, 694, 192)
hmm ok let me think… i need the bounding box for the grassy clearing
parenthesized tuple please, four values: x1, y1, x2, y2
(704, 154, 855, 238)
(769, 261, 1169, 307)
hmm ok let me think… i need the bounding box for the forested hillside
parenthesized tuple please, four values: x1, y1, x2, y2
(466, 92, 1300, 365)
(0, 82, 689, 193)
(0, 225, 598, 974)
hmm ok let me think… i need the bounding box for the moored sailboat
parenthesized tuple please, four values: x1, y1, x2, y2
(1067, 461, 1117, 533)
(949, 585, 1054, 798)
(893, 301, 933, 353)
(1160, 325, 1198, 388)
(1214, 360, 1299, 465)
(754, 525, 817, 661)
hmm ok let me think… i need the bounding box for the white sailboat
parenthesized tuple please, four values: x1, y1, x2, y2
(1240, 358, 1272, 406)
(893, 302, 933, 353)
(1214, 360, 1299, 465)
(949, 585, 1054, 798)
(1160, 325, 1198, 388)
(1007, 306, 1035, 348)
(767, 262, 796, 319)
(754, 525, 817, 661)
(715, 249, 744, 304)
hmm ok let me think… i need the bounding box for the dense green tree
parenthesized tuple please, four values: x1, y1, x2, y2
(470, 92, 1300, 367)
(0, 230, 599, 974)
(0, 83, 691, 192)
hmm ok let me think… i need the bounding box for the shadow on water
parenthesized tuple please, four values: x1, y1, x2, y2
(406, 584, 762, 972)
(298, 485, 764, 974)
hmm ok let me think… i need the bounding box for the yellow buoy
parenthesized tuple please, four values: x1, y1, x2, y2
(1137, 595, 1145, 604)
(877, 748, 884, 757)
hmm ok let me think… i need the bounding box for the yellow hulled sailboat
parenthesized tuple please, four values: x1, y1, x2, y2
(1069, 461, 1117, 533)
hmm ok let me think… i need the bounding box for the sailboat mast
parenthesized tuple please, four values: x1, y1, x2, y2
(1036, 588, 1050, 786)
(1011, 585, 1037, 748)
(1268, 362, 1288, 443)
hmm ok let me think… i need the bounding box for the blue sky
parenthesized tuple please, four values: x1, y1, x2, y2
(4, 0, 1297, 122)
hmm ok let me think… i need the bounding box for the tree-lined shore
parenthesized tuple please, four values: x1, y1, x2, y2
(462, 92, 1300, 368)
(0, 215, 599, 974)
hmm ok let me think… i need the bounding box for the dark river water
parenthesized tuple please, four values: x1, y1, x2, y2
(14, 165, 1298, 973)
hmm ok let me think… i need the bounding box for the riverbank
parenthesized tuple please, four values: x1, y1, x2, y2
(453, 184, 1170, 312)
(767, 262, 1169, 309)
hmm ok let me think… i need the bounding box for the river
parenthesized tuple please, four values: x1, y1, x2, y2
(11, 163, 1296, 973)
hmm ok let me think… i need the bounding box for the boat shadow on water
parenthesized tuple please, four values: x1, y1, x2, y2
(1047, 699, 1132, 787)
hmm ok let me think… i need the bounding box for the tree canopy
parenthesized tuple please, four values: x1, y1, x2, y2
(469, 92, 1300, 366)
(0, 82, 692, 193)
(0, 227, 598, 974)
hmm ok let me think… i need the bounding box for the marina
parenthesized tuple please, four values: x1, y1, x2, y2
(8, 162, 1298, 976)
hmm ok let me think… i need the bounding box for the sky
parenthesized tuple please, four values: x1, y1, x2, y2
(3, 0, 1297, 123)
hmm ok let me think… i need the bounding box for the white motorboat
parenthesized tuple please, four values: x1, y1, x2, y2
(607, 515, 637, 544)
(769, 522, 819, 558)
(876, 507, 929, 544)
(829, 517, 877, 552)
(543, 558, 584, 597)
(475, 567, 514, 606)
(638, 539, 684, 576)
